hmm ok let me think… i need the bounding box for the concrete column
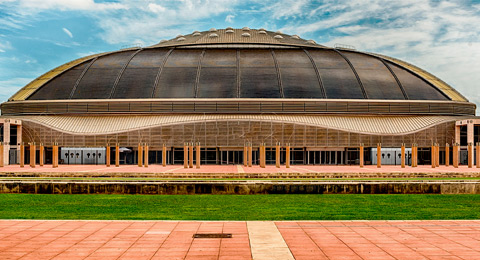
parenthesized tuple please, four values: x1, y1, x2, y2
(436, 143, 440, 167)
(359, 143, 364, 168)
(431, 144, 436, 168)
(477, 142, 480, 168)
(275, 142, 280, 168)
(468, 142, 473, 168)
(39, 143, 44, 167)
(467, 122, 474, 146)
(20, 142, 24, 167)
(247, 144, 252, 167)
(138, 143, 143, 167)
(260, 144, 265, 168)
(189, 142, 194, 168)
(401, 143, 405, 168)
(115, 143, 119, 167)
(183, 143, 188, 168)
(377, 143, 381, 168)
(453, 143, 459, 168)
(2, 120, 10, 166)
(414, 144, 418, 167)
(286, 143, 290, 168)
(162, 144, 166, 167)
(52, 143, 58, 168)
(243, 144, 248, 167)
(29, 142, 36, 168)
(445, 143, 449, 167)
(196, 142, 200, 169)
(144, 143, 148, 168)
(0, 142, 3, 167)
(106, 144, 111, 167)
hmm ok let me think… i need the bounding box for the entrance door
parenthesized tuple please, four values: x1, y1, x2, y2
(220, 151, 243, 164)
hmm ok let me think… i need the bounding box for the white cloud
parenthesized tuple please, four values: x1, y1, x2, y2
(0, 77, 33, 101)
(94, 0, 238, 45)
(148, 3, 165, 13)
(225, 14, 235, 23)
(306, 0, 480, 113)
(265, 0, 310, 19)
(16, 0, 126, 11)
(0, 40, 12, 53)
(62, 27, 73, 38)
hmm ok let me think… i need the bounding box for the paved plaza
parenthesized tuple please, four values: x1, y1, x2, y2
(0, 220, 479, 260)
(1, 164, 480, 176)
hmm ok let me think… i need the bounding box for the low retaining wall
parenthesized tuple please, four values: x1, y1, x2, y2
(2, 172, 480, 179)
(1, 181, 479, 195)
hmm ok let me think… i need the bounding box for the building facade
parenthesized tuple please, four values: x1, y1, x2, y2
(0, 28, 477, 166)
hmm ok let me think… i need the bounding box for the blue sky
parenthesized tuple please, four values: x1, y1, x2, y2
(0, 0, 479, 112)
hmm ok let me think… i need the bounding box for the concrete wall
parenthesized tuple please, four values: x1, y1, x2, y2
(1, 181, 479, 195)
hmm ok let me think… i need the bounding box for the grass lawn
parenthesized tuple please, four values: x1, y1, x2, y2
(1, 194, 479, 220)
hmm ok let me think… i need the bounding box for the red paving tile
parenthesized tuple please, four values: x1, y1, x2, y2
(277, 221, 480, 260)
(2, 164, 480, 176)
(0, 220, 478, 259)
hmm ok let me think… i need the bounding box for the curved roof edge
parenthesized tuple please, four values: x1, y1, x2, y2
(6, 28, 467, 103)
(366, 52, 468, 102)
(11, 114, 465, 136)
(7, 49, 132, 101)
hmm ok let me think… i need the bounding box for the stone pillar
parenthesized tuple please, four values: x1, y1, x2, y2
(436, 143, 440, 167)
(2, 120, 10, 166)
(286, 143, 290, 168)
(467, 122, 474, 146)
(52, 143, 58, 168)
(247, 144, 252, 167)
(144, 143, 149, 168)
(162, 144, 166, 167)
(189, 142, 194, 168)
(445, 143, 449, 167)
(260, 143, 265, 168)
(415, 144, 419, 167)
(115, 143, 119, 167)
(453, 143, 459, 168)
(468, 142, 473, 168)
(196, 142, 200, 169)
(360, 143, 365, 168)
(477, 142, 480, 168)
(138, 143, 143, 167)
(0, 142, 3, 167)
(431, 144, 436, 168)
(20, 142, 24, 167)
(183, 143, 188, 168)
(39, 143, 44, 167)
(376, 143, 381, 168)
(106, 144, 111, 167)
(275, 142, 280, 168)
(401, 143, 405, 168)
(29, 142, 36, 168)
(243, 143, 248, 167)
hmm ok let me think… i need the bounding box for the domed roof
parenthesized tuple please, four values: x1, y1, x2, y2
(9, 28, 467, 102)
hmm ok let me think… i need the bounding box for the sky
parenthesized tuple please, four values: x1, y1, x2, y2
(0, 0, 479, 113)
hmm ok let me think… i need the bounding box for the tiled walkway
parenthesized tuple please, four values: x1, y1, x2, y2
(0, 220, 479, 260)
(1, 164, 480, 175)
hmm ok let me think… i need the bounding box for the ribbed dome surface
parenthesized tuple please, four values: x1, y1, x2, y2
(25, 29, 452, 101)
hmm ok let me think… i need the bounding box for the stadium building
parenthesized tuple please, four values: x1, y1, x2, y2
(0, 27, 478, 167)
